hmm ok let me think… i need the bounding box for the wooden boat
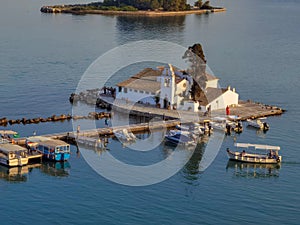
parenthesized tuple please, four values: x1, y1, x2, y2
(0, 141, 29, 167)
(26, 136, 70, 161)
(246, 118, 270, 130)
(226, 143, 281, 164)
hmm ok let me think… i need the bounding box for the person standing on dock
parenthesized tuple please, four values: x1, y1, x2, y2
(105, 118, 109, 127)
(226, 105, 230, 115)
(77, 125, 80, 137)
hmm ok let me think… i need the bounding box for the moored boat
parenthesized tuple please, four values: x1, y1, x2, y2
(165, 130, 196, 146)
(114, 129, 136, 142)
(176, 123, 205, 135)
(226, 143, 281, 164)
(246, 118, 270, 131)
(0, 141, 29, 167)
(0, 130, 20, 141)
(26, 136, 70, 161)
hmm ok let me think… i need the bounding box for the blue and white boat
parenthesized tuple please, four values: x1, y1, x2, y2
(165, 130, 196, 146)
(26, 136, 70, 161)
(176, 123, 205, 135)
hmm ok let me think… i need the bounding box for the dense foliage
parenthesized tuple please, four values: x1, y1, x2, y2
(66, 0, 213, 11)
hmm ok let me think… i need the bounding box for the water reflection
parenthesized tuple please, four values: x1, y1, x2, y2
(0, 163, 41, 183)
(226, 160, 280, 178)
(246, 126, 268, 138)
(116, 16, 185, 44)
(40, 161, 71, 177)
(181, 142, 205, 185)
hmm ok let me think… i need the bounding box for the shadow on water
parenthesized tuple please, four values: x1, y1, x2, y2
(116, 16, 186, 44)
(226, 160, 281, 178)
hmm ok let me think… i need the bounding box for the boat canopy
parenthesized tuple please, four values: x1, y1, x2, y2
(234, 143, 280, 151)
(0, 130, 18, 135)
(0, 143, 27, 153)
(27, 136, 69, 147)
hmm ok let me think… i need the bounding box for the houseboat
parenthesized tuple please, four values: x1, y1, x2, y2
(26, 136, 70, 161)
(0, 141, 28, 167)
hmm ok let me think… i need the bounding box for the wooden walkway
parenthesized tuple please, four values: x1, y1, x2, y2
(14, 119, 181, 146)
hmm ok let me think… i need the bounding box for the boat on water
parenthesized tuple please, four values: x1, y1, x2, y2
(226, 143, 281, 164)
(246, 118, 270, 130)
(114, 129, 136, 142)
(0, 140, 29, 167)
(225, 121, 243, 134)
(176, 123, 205, 135)
(210, 117, 229, 131)
(26, 136, 70, 161)
(165, 130, 196, 146)
(0, 130, 20, 140)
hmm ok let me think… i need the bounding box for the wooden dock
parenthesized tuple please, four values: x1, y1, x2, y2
(12, 97, 284, 147)
(14, 119, 181, 146)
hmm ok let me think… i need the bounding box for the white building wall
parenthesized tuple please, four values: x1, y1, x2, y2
(174, 95, 185, 108)
(206, 90, 239, 111)
(117, 88, 156, 105)
(175, 80, 187, 95)
(159, 65, 175, 108)
(179, 101, 199, 112)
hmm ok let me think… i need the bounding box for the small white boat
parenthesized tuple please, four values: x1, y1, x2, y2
(0, 130, 20, 140)
(114, 129, 136, 142)
(247, 118, 270, 130)
(176, 123, 204, 135)
(210, 117, 229, 131)
(226, 143, 281, 164)
(0, 141, 29, 167)
(165, 130, 196, 146)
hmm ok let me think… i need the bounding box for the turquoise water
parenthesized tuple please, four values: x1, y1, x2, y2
(0, 0, 300, 224)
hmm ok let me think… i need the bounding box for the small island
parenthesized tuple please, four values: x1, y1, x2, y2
(40, 0, 226, 16)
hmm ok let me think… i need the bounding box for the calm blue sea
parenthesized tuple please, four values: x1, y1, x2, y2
(0, 0, 300, 224)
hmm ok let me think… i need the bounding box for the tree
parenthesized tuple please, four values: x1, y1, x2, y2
(201, 1, 212, 9)
(182, 43, 207, 92)
(150, 0, 160, 9)
(194, 0, 202, 8)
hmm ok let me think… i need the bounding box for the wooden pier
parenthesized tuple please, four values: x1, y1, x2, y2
(14, 119, 181, 146)
(12, 97, 284, 148)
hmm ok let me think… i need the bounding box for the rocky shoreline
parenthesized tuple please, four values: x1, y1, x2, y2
(40, 6, 226, 16)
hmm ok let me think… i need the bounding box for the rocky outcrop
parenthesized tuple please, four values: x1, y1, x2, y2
(1, 112, 111, 127)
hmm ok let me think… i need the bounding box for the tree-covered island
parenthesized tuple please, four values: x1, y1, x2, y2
(41, 0, 225, 15)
